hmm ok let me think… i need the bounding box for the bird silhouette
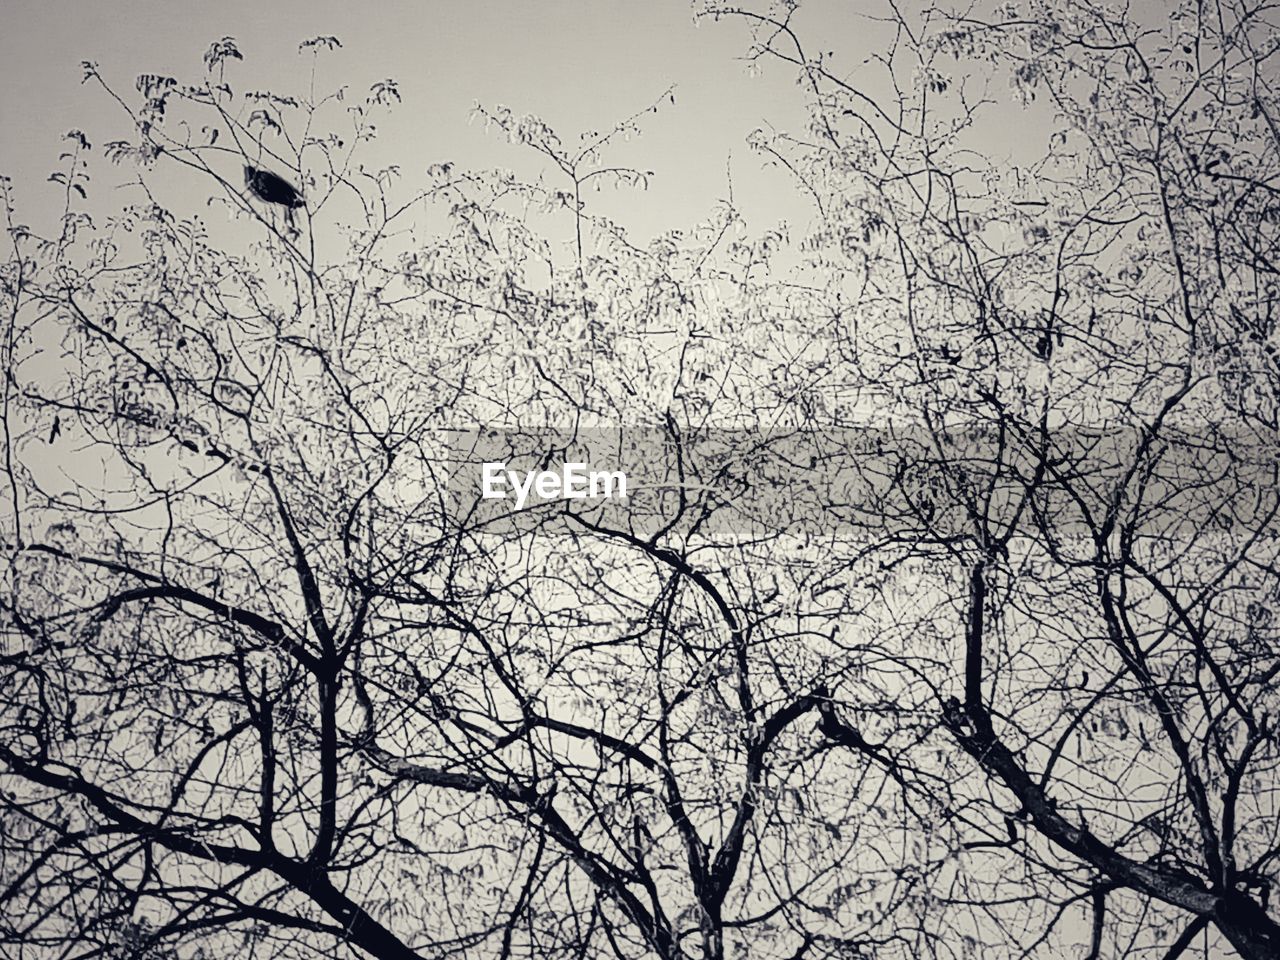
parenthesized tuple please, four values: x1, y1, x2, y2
(243, 165, 304, 232)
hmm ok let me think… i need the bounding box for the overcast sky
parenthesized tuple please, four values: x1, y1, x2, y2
(0, 0, 836, 239)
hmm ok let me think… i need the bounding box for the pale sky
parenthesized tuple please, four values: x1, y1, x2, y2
(1, 0, 829, 240)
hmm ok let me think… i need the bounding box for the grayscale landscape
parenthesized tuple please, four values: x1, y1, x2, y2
(1, 2, 1279, 958)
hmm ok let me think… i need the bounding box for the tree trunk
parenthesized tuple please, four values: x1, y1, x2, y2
(1213, 893, 1280, 960)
